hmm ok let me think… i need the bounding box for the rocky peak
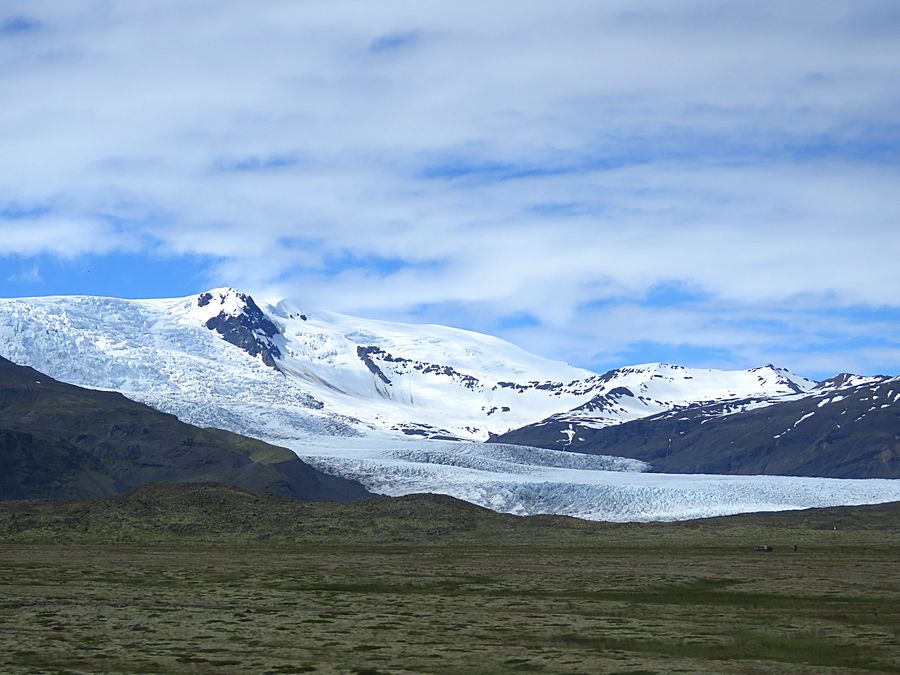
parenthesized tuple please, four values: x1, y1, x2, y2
(197, 289, 283, 370)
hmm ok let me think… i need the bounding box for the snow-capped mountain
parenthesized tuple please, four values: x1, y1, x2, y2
(508, 362, 815, 445)
(496, 372, 900, 478)
(0, 287, 818, 444)
(2, 287, 898, 521)
(0, 287, 591, 442)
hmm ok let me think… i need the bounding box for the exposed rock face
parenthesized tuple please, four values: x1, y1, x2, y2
(573, 386, 636, 414)
(357, 346, 392, 385)
(202, 291, 283, 370)
(356, 345, 481, 390)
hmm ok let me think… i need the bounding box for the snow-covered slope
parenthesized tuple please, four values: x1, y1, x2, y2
(0, 287, 817, 444)
(532, 362, 815, 445)
(0, 288, 824, 440)
(496, 370, 900, 479)
(0, 288, 596, 441)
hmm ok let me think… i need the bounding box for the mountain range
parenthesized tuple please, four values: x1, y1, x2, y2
(1, 287, 898, 518)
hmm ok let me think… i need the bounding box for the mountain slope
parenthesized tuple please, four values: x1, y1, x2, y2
(0, 288, 820, 446)
(0, 288, 597, 442)
(495, 374, 900, 478)
(506, 361, 815, 438)
(0, 356, 370, 501)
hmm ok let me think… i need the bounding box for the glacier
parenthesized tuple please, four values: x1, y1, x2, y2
(0, 287, 820, 442)
(290, 436, 900, 522)
(1, 287, 899, 522)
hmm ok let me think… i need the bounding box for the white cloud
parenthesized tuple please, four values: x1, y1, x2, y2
(1, 0, 898, 375)
(6, 263, 41, 284)
(0, 220, 135, 258)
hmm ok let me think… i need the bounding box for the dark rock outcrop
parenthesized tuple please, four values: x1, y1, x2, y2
(202, 291, 283, 370)
(357, 346, 393, 385)
(356, 345, 481, 390)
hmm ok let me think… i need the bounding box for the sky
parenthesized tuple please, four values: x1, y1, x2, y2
(1, 1, 899, 379)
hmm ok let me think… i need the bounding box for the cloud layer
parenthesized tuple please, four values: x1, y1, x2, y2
(1, 1, 899, 376)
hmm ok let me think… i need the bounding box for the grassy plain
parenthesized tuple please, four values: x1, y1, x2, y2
(1, 485, 899, 674)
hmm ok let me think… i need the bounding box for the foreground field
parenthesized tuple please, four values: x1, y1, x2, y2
(1, 485, 899, 674)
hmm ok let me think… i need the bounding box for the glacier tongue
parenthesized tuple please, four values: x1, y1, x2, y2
(291, 437, 900, 522)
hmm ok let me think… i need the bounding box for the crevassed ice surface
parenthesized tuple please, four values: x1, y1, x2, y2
(290, 437, 900, 522)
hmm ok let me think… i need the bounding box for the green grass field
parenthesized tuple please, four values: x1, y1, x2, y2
(1, 485, 899, 674)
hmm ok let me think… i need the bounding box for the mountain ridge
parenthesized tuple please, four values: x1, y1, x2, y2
(494, 373, 900, 478)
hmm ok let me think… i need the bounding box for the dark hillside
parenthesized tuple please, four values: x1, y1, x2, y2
(0, 356, 369, 501)
(495, 377, 900, 478)
(0, 482, 596, 544)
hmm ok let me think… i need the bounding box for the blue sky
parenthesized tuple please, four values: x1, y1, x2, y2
(1, 1, 899, 378)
